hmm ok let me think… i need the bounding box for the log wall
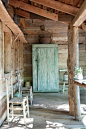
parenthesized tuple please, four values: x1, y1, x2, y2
(23, 19, 86, 83)
(0, 22, 24, 126)
(23, 20, 68, 82)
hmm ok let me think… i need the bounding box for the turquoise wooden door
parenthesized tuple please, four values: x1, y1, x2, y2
(32, 44, 59, 92)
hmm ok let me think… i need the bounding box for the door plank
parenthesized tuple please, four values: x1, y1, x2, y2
(32, 44, 59, 92)
(47, 48, 55, 90)
(54, 48, 59, 90)
(38, 48, 47, 91)
(32, 48, 38, 91)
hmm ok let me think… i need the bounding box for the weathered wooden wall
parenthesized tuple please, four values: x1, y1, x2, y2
(23, 20, 68, 82)
(0, 21, 24, 126)
(79, 30, 86, 77)
(23, 19, 86, 83)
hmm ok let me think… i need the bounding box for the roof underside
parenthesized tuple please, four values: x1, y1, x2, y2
(9, 0, 85, 17)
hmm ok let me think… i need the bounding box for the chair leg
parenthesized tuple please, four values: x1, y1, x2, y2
(11, 103, 14, 119)
(23, 100, 26, 125)
(63, 82, 65, 93)
(21, 90, 23, 97)
(7, 102, 9, 125)
(30, 86, 33, 105)
(26, 96, 29, 117)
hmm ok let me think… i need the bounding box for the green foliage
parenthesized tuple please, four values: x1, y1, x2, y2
(75, 67, 83, 74)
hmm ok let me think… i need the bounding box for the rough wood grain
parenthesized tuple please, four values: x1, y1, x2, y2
(15, 9, 30, 19)
(30, 0, 79, 16)
(72, 0, 86, 26)
(32, 44, 59, 92)
(67, 26, 75, 116)
(9, 0, 58, 21)
(73, 27, 81, 121)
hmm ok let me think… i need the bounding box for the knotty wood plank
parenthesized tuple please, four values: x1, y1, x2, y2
(9, 0, 58, 21)
(30, 0, 79, 15)
(15, 9, 30, 18)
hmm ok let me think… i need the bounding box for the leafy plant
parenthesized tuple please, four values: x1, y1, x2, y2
(75, 67, 83, 74)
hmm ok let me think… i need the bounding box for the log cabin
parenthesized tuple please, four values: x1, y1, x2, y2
(0, 0, 86, 128)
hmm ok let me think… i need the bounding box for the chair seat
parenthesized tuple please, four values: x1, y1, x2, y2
(20, 86, 33, 105)
(9, 97, 24, 103)
(21, 87, 31, 91)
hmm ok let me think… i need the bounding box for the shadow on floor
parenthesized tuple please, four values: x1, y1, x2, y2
(1, 92, 86, 129)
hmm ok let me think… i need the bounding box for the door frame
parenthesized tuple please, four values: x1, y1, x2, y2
(32, 44, 59, 92)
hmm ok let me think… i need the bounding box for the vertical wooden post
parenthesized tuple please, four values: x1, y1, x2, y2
(0, 22, 4, 96)
(18, 40, 20, 72)
(68, 26, 75, 115)
(73, 27, 81, 121)
(6, 78, 9, 124)
(68, 25, 81, 120)
(0, 22, 4, 78)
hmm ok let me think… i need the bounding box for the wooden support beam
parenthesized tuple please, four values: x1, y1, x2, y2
(19, 18, 25, 29)
(72, 0, 86, 27)
(68, 26, 81, 120)
(9, 0, 58, 21)
(73, 0, 80, 7)
(15, 9, 30, 19)
(0, 0, 27, 43)
(30, 13, 74, 24)
(58, 14, 74, 24)
(73, 27, 81, 121)
(68, 26, 75, 116)
(0, 22, 4, 79)
(65, 0, 71, 4)
(74, 81, 86, 90)
(29, 0, 79, 16)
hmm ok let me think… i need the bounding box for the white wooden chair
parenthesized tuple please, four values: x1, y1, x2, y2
(20, 86, 33, 105)
(62, 81, 68, 93)
(59, 69, 68, 93)
(6, 72, 29, 125)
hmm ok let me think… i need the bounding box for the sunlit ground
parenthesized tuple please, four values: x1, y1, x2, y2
(1, 92, 86, 129)
(1, 117, 34, 129)
(2, 103, 86, 129)
(33, 103, 69, 111)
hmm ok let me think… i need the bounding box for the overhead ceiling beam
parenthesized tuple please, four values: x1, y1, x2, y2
(58, 14, 74, 24)
(9, 0, 58, 21)
(15, 9, 30, 19)
(65, 0, 71, 4)
(29, 0, 79, 16)
(71, 0, 86, 27)
(73, 0, 80, 7)
(0, 0, 27, 43)
(30, 13, 74, 23)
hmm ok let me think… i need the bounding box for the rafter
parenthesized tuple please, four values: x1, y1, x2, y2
(29, 0, 79, 16)
(72, 0, 86, 27)
(9, 0, 58, 21)
(15, 9, 30, 18)
(73, 0, 80, 7)
(65, 0, 71, 4)
(0, 0, 27, 43)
